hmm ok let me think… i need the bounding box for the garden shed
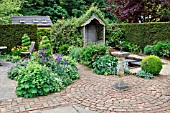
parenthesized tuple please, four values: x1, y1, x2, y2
(11, 16, 52, 28)
(80, 14, 105, 45)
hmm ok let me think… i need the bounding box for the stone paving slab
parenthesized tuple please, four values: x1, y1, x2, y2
(0, 63, 169, 113)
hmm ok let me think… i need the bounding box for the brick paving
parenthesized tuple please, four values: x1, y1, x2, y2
(0, 64, 170, 113)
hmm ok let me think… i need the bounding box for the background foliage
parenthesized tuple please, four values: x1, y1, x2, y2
(105, 0, 170, 23)
(0, 0, 22, 24)
(19, 0, 118, 23)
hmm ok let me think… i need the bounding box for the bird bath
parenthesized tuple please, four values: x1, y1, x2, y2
(111, 51, 130, 91)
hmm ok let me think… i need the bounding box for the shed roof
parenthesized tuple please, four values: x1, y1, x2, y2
(81, 14, 105, 27)
(11, 16, 52, 27)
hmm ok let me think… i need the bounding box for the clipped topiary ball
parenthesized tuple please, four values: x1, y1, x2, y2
(141, 55, 162, 75)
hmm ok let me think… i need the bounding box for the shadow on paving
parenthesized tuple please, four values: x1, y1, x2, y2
(0, 62, 17, 100)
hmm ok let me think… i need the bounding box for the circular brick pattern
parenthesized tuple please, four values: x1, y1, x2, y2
(0, 64, 169, 113)
(59, 64, 170, 113)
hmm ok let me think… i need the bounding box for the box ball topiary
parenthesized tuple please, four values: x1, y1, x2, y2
(141, 55, 162, 75)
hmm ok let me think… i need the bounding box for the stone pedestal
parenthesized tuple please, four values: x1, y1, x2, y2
(111, 52, 130, 91)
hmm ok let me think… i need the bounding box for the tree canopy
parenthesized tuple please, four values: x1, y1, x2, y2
(19, 0, 68, 23)
(105, 0, 170, 23)
(0, 0, 22, 24)
(19, 0, 118, 23)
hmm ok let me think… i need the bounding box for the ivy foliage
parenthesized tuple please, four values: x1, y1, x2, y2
(76, 6, 109, 26)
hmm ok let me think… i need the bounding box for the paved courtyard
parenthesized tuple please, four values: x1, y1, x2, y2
(0, 63, 170, 113)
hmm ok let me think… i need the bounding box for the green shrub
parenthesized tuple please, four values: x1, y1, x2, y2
(141, 55, 162, 75)
(121, 41, 141, 53)
(59, 44, 70, 55)
(0, 24, 38, 53)
(106, 26, 125, 47)
(136, 70, 154, 79)
(62, 56, 77, 66)
(69, 46, 82, 62)
(8, 49, 80, 98)
(22, 34, 30, 47)
(39, 36, 52, 56)
(11, 56, 21, 63)
(93, 55, 118, 76)
(50, 18, 83, 53)
(16, 62, 64, 98)
(53, 54, 80, 86)
(38, 50, 80, 87)
(50, 6, 109, 53)
(8, 61, 28, 80)
(80, 44, 107, 67)
(144, 45, 153, 55)
(144, 41, 170, 57)
(111, 22, 170, 49)
(152, 41, 170, 57)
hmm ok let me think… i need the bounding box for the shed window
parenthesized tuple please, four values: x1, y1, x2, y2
(20, 20, 25, 24)
(42, 20, 47, 23)
(33, 19, 38, 23)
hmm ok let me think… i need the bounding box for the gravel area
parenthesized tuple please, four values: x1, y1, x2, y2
(0, 62, 17, 100)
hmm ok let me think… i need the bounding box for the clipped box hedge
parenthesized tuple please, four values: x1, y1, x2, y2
(0, 24, 38, 52)
(112, 22, 170, 49)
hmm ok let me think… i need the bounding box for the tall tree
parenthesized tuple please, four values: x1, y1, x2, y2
(105, 0, 170, 23)
(19, 0, 68, 23)
(0, 0, 22, 24)
(59, 0, 118, 22)
(20, 0, 118, 23)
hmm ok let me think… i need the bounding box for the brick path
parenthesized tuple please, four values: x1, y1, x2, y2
(0, 64, 170, 113)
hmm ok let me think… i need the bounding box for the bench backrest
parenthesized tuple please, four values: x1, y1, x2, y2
(28, 41, 35, 53)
